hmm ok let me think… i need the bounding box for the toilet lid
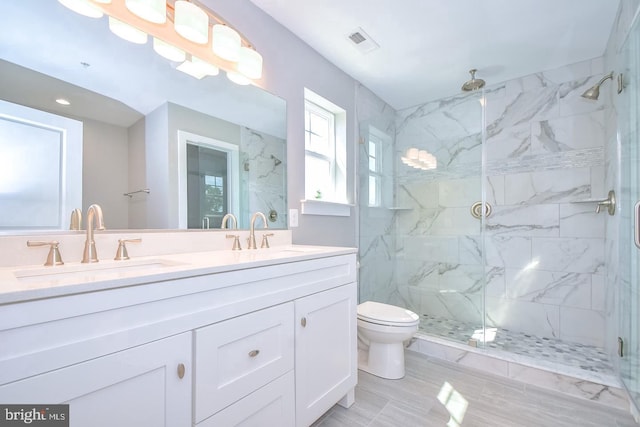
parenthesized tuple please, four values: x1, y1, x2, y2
(357, 301, 420, 326)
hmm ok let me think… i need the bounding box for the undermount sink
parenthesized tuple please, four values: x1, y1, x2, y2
(14, 258, 184, 284)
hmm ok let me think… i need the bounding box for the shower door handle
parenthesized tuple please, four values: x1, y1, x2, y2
(635, 201, 640, 249)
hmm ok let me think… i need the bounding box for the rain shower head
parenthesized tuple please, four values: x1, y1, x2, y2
(461, 69, 485, 92)
(581, 71, 614, 100)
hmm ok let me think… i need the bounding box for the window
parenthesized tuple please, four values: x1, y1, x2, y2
(368, 134, 382, 207)
(303, 88, 347, 205)
(305, 100, 334, 200)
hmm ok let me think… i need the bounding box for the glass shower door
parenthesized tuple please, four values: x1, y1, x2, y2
(393, 90, 487, 347)
(619, 12, 640, 411)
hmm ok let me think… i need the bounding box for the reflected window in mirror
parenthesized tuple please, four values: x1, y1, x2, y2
(0, 100, 82, 231)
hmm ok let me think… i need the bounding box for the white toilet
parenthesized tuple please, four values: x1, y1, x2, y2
(357, 301, 420, 379)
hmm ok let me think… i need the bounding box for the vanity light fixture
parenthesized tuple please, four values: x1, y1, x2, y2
(237, 46, 263, 80)
(212, 24, 241, 61)
(125, 0, 166, 24)
(108, 16, 148, 44)
(226, 71, 251, 85)
(174, 0, 208, 44)
(177, 56, 219, 79)
(58, 0, 263, 85)
(153, 37, 186, 62)
(58, 0, 110, 18)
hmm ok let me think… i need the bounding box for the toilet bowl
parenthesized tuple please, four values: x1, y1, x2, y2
(357, 301, 420, 379)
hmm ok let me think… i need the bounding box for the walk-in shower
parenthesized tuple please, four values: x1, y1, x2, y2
(356, 1, 640, 414)
(357, 56, 626, 406)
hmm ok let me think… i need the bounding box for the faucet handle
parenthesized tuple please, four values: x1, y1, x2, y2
(27, 240, 64, 266)
(226, 234, 242, 251)
(261, 233, 275, 249)
(114, 238, 142, 260)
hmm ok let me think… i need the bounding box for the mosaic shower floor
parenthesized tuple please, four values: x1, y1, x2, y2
(420, 314, 614, 376)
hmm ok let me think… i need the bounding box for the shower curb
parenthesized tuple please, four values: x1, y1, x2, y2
(409, 332, 630, 412)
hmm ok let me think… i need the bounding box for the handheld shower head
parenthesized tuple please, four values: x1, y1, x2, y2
(461, 69, 485, 92)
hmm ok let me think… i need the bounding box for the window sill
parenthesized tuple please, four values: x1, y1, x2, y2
(300, 199, 354, 217)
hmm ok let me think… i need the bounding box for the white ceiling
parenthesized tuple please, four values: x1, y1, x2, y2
(249, 0, 620, 110)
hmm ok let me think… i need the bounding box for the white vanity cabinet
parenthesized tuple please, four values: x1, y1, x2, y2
(0, 249, 356, 427)
(0, 332, 192, 427)
(295, 284, 357, 427)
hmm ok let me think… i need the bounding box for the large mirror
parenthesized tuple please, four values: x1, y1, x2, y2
(0, 0, 287, 232)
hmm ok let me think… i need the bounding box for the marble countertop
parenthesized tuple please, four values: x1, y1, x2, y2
(0, 245, 356, 305)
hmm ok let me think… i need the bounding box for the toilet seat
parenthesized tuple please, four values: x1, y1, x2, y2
(357, 301, 419, 327)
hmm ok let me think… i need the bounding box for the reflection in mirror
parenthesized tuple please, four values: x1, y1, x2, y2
(179, 130, 240, 230)
(0, 0, 287, 233)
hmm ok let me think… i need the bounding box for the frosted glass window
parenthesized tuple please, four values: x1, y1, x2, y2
(0, 100, 82, 230)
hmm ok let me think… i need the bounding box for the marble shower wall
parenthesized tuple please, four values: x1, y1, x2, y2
(395, 58, 610, 347)
(239, 127, 286, 229)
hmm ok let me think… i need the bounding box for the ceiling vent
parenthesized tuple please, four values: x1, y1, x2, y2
(347, 27, 379, 54)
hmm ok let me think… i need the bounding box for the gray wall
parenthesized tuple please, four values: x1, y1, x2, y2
(201, 0, 360, 248)
(82, 118, 129, 229)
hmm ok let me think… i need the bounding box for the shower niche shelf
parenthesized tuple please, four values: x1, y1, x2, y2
(366, 206, 413, 211)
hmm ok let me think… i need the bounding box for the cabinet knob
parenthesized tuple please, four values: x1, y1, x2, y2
(177, 363, 186, 379)
(301, 317, 307, 327)
(248, 349, 260, 358)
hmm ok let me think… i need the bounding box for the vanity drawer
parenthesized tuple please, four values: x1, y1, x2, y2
(197, 371, 294, 427)
(194, 302, 294, 423)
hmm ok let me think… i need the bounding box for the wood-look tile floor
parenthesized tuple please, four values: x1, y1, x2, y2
(312, 351, 638, 427)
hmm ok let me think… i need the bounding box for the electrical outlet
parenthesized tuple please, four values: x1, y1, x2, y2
(289, 209, 299, 227)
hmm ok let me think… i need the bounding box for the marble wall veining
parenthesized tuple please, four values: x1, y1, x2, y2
(392, 58, 609, 347)
(239, 127, 287, 229)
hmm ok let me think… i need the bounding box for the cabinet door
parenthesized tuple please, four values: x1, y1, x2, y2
(0, 333, 191, 427)
(295, 283, 357, 427)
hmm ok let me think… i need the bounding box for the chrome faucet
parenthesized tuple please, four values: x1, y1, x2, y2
(248, 212, 268, 249)
(82, 204, 105, 263)
(221, 213, 238, 229)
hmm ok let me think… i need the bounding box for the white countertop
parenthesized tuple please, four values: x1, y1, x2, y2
(0, 245, 356, 305)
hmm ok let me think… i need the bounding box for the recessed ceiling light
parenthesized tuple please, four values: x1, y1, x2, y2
(56, 98, 71, 105)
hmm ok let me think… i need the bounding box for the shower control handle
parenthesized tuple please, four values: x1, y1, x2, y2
(470, 201, 492, 220)
(635, 201, 640, 249)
